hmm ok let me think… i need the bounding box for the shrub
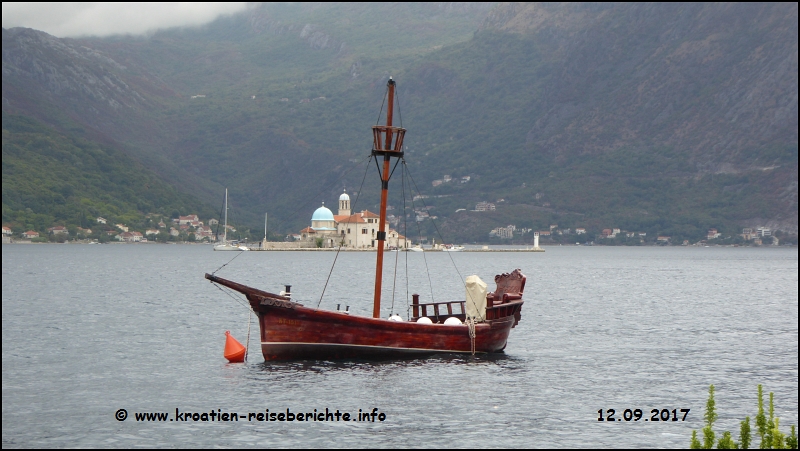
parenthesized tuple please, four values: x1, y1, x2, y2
(691, 385, 797, 449)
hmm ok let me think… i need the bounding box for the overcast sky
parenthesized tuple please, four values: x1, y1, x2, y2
(1, 2, 249, 38)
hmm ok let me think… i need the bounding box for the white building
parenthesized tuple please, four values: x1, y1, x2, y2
(178, 215, 199, 225)
(299, 190, 406, 249)
(490, 226, 514, 239)
(117, 232, 143, 242)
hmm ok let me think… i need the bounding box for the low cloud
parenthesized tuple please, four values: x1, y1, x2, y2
(2, 2, 249, 38)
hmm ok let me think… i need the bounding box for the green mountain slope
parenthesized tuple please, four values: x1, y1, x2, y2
(2, 113, 216, 234)
(2, 2, 797, 242)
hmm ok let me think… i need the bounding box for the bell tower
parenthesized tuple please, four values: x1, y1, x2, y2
(338, 190, 351, 216)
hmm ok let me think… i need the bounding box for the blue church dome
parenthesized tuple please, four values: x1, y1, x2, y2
(312, 203, 334, 222)
(339, 190, 350, 201)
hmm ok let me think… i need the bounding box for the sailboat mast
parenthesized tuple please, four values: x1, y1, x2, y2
(223, 188, 228, 243)
(372, 78, 402, 318)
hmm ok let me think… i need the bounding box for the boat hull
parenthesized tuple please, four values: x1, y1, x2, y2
(255, 302, 515, 361)
(205, 273, 520, 361)
(214, 244, 243, 251)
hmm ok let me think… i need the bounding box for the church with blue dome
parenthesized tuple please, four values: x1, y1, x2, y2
(298, 190, 406, 249)
(311, 203, 336, 231)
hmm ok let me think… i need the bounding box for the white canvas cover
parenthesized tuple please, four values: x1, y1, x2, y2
(465, 275, 488, 321)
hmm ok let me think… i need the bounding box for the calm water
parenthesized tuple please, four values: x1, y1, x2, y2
(2, 244, 797, 448)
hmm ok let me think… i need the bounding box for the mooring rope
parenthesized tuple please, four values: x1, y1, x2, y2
(211, 281, 254, 361)
(245, 308, 252, 362)
(466, 317, 476, 355)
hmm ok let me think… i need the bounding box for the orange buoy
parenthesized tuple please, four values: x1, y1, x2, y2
(224, 330, 246, 362)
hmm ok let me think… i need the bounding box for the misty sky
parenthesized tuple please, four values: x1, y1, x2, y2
(1, 2, 249, 38)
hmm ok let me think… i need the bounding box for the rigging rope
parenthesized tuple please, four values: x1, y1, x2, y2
(390, 239, 399, 315)
(403, 163, 485, 318)
(403, 162, 436, 303)
(402, 161, 410, 319)
(375, 89, 388, 126)
(269, 154, 372, 235)
(316, 243, 344, 310)
(211, 249, 247, 275)
(211, 282, 251, 310)
(316, 155, 373, 310)
(395, 85, 403, 129)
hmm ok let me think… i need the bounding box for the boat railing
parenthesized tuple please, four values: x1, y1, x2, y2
(410, 295, 466, 323)
(408, 296, 523, 324)
(485, 299, 523, 323)
(485, 270, 525, 325)
(409, 269, 527, 324)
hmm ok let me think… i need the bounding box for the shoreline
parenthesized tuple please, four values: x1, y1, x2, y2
(2, 240, 545, 251)
(0, 241, 547, 251)
(3, 241, 795, 250)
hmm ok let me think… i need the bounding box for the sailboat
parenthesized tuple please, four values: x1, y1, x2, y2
(206, 78, 525, 360)
(213, 188, 244, 251)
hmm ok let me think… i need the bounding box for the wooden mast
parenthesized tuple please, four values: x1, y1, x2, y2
(371, 78, 405, 318)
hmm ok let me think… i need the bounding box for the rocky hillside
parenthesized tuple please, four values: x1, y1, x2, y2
(480, 2, 798, 166)
(394, 2, 798, 236)
(2, 2, 797, 240)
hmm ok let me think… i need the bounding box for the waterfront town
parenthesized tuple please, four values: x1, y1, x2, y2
(1, 189, 787, 248)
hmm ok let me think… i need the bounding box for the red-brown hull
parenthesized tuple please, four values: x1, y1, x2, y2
(205, 274, 521, 361)
(255, 302, 515, 361)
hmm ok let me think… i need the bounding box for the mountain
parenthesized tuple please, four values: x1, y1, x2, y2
(1, 112, 216, 234)
(2, 2, 797, 242)
(398, 2, 798, 240)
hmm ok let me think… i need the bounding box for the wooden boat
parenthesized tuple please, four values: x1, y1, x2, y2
(205, 78, 525, 361)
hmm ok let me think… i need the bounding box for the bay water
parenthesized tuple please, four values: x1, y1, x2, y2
(2, 244, 797, 448)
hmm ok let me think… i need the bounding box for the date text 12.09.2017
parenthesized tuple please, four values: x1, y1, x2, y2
(598, 408, 690, 422)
